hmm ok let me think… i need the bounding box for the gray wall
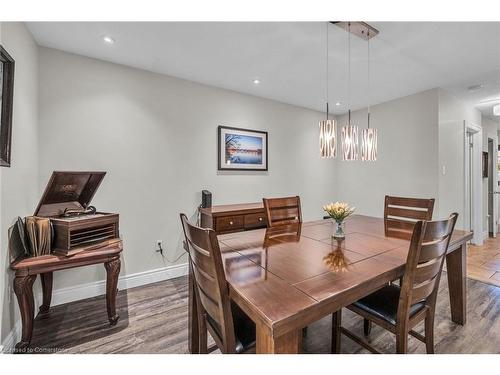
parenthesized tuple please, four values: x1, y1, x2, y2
(0, 23, 40, 344)
(334, 89, 440, 218)
(438, 89, 482, 231)
(38, 47, 337, 290)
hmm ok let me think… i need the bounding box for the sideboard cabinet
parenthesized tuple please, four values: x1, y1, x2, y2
(199, 202, 267, 234)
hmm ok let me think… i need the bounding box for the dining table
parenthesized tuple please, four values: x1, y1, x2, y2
(187, 214, 473, 354)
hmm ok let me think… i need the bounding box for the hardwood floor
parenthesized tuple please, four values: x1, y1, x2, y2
(468, 237, 500, 287)
(25, 273, 499, 354)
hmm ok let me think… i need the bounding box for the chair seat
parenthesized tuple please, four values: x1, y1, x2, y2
(206, 302, 256, 353)
(351, 284, 426, 325)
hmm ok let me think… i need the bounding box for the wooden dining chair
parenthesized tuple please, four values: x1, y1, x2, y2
(331, 212, 458, 354)
(262, 196, 302, 227)
(180, 213, 256, 354)
(384, 195, 435, 240)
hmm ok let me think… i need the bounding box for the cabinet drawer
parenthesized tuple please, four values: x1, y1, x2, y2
(216, 215, 244, 232)
(244, 213, 267, 229)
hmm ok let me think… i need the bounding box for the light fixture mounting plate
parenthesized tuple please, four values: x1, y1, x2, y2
(331, 22, 379, 40)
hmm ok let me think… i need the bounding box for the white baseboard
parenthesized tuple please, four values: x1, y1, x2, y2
(0, 320, 22, 354)
(1, 262, 188, 353)
(47, 262, 188, 307)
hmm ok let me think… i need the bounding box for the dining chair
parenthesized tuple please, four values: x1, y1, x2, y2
(180, 213, 256, 354)
(262, 196, 307, 338)
(331, 212, 458, 354)
(384, 195, 435, 240)
(262, 196, 302, 227)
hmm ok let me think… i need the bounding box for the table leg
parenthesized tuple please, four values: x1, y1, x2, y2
(446, 242, 467, 325)
(256, 323, 301, 354)
(331, 310, 341, 354)
(13, 274, 36, 352)
(39, 272, 53, 318)
(104, 257, 120, 326)
(188, 261, 200, 354)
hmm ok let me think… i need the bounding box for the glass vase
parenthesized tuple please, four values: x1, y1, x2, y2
(333, 220, 345, 239)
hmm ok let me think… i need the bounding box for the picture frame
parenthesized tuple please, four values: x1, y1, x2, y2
(0, 45, 15, 167)
(218, 126, 268, 171)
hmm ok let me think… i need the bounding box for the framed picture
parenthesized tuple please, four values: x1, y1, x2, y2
(218, 126, 268, 171)
(0, 45, 15, 167)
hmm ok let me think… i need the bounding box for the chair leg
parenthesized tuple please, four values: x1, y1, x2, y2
(363, 319, 372, 336)
(331, 310, 341, 354)
(424, 315, 435, 354)
(302, 326, 308, 337)
(198, 314, 208, 354)
(395, 331, 408, 354)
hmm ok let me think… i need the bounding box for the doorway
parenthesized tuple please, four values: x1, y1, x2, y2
(487, 138, 498, 237)
(464, 122, 483, 245)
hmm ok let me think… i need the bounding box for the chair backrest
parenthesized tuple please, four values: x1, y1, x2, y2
(264, 223, 302, 243)
(384, 195, 435, 240)
(263, 196, 302, 227)
(180, 213, 236, 353)
(397, 213, 458, 325)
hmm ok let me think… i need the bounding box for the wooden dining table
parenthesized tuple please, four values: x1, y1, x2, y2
(187, 215, 473, 354)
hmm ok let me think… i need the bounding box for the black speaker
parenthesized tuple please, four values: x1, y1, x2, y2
(202, 190, 212, 208)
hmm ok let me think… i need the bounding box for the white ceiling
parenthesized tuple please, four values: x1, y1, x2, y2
(26, 22, 500, 120)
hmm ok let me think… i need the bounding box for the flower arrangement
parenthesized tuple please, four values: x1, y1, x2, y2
(323, 202, 355, 239)
(323, 202, 356, 222)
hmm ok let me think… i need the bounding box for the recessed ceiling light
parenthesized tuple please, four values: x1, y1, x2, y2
(102, 36, 115, 44)
(253, 79, 260, 85)
(335, 102, 342, 106)
(467, 84, 483, 92)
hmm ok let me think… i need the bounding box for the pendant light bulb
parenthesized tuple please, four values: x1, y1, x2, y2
(319, 22, 337, 159)
(342, 22, 359, 161)
(361, 28, 378, 161)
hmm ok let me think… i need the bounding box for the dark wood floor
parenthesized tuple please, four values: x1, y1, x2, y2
(28, 273, 500, 354)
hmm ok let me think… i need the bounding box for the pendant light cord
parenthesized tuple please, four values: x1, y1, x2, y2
(348, 22, 351, 126)
(326, 21, 329, 120)
(367, 29, 371, 129)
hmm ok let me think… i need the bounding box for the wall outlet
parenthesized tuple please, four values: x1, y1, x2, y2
(156, 240, 163, 255)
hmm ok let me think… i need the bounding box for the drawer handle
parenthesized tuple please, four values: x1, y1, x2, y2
(229, 221, 234, 225)
(258, 217, 263, 221)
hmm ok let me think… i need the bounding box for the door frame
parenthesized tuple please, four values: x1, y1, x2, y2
(464, 121, 483, 245)
(487, 136, 498, 237)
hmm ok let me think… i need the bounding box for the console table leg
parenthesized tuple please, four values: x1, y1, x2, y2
(104, 257, 121, 326)
(39, 272, 53, 318)
(13, 274, 37, 352)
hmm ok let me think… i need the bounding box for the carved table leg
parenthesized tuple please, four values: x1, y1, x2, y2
(104, 257, 121, 326)
(13, 274, 37, 352)
(39, 272, 53, 318)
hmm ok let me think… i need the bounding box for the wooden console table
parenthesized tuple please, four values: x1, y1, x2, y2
(200, 202, 267, 234)
(9, 238, 123, 352)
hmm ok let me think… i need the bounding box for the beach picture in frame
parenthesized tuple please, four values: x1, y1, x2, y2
(218, 126, 268, 171)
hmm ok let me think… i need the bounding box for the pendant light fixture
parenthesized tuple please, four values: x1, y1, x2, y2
(341, 22, 359, 161)
(361, 29, 378, 161)
(319, 22, 337, 158)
